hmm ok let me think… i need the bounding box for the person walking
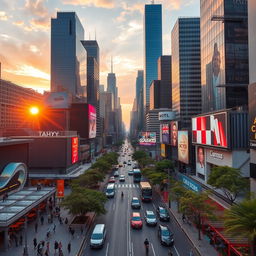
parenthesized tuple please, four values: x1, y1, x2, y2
(67, 242, 71, 254)
(35, 222, 38, 233)
(71, 228, 75, 239)
(54, 241, 58, 254)
(65, 218, 68, 225)
(58, 241, 62, 253)
(182, 213, 186, 223)
(40, 215, 44, 225)
(53, 223, 56, 233)
(33, 237, 37, 249)
(19, 235, 23, 246)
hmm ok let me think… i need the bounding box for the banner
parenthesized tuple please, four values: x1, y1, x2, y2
(88, 104, 96, 138)
(138, 132, 156, 146)
(57, 180, 64, 198)
(160, 124, 170, 144)
(196, 146, 206, 176)
(160, 144, 166, 157)
(71, 137, 79, 164)
(178, 131, 189, 164)
(170, 121, 178, 146)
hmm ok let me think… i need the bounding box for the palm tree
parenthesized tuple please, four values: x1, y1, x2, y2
(224, 199, 256, 256)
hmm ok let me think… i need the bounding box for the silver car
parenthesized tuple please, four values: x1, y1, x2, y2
(145, 210, 157, 226)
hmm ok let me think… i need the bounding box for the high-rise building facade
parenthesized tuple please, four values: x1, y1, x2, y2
(51, 12, 87, 97)
(136, 70, 143, 105)
(172, 18, 201, 127)
(201, 0, 248, 113)
(107, 72, 117, 110)
(144, 4, 162, 110)
(135, 70, 144, 132)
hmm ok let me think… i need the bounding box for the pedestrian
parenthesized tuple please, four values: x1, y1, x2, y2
(46, 241, 50, 253)
(53, 223, 56, 233)
(19, 235, 23, 246)
(14, 234, 18, 247)
(41, 240, 45, 247)
(71, 228, 75, 238)
(44, 250, 49, 256)
(54, 241, 58, 254)
(35, 222, 38, 233)
(59, 216, 63, 224)
(80, 225, 83, 234)
(58, 241, 62, 253)
(33, 237, 37, 249)
(68, 226, 72, 234)
(37, 243, 42, 256)
(40, 215, 44, 225)
(182, 213, 186, 223)
(67, 242, 71, 254)
(65, 217, 68, 225)
(48, 214, 51, 224)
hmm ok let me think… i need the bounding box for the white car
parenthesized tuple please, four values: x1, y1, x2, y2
(119, 175, 125, 182)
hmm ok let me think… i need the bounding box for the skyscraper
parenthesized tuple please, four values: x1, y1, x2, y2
(200, 0, 248, 113)
(172, 18, 201, 128)
(82, 40, 99, 107)
(51, 12, 86, 97)
(136, 70, 144, 132)
(144, 4, 162, 111)
(136, 70, 143, 105)
(107, 58, 117, 110)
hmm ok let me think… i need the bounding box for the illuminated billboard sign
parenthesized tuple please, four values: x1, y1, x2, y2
(71, 137, 79, 164)
(249, 83, 256, 148)
(161, 144, 166, 157)
(88, 104, 96, 139)
(170, 121, 178, 147)
(178, 131, 189, 164)
(160, 124, 170, 144)
(44, 92, 70, 109)
(192, 112, 228, 148)
(196, 146, 206, 176)
(139, 132, 156, 146)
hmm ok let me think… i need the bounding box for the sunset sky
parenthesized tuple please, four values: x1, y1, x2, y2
(0, 0, 199, 130)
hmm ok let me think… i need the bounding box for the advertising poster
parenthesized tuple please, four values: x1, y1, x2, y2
(57, 180, 64, 198)
(160, 144, 166, 157)
(249, 83, 256, 148)
(192, 112, 228, 148)
(178, 131, 189, 164)
(88, 104, 96, 138)
(71, 137, 79, 164)
(44, 92, 69, 109)
(161, 124, 170, 144)
(196, 146, 206, 176)
(170, 121, 178, 147)
(138, 132, 156, 146)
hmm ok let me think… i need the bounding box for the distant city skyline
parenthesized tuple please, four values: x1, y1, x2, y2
(0, 0, 200, 129)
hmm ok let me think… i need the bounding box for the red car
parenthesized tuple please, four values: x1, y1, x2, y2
(108, 176, 115, 183)
(130, 212, 143, 229)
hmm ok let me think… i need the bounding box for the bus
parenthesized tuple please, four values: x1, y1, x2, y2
(133, 169, 142, 183)
(140, 182, 152, 202)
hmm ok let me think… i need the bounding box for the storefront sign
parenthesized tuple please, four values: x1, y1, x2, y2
(206, 148, 232, 166)
(39, 131, 60, 137)
(179, 174, 202, 193)
(158, 111, 175, 121)
(71, 137, 79, 164)
(57, 180, 64, 198)
(209, 150, 224, 160)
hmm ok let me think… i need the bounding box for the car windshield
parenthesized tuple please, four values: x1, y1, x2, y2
(160, 208, 166, 214)
(132, 199, 139, 204)
(162, 230, 170, 236)
(106, 189, 113, 193)
(91, 233, 103, 239)
(132, 216, 141, 221)
(147, 214, 155, 219)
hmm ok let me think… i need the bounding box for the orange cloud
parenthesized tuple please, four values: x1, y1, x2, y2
(13, 20, 24, 26)
(62, 0, 115, 9)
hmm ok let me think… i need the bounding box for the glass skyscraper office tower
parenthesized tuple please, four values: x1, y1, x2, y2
(172, 18, 201, 127)
(200, 0, 248, 113)
(144, 4, 162, 110)
(51, 12, 87, 97)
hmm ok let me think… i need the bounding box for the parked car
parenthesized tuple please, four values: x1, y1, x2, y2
(144, 210, 157, 226)
(131, 197, 141, 209)
(158, 225, 174, 246)
(157, 206, 170, 221)
(130, 212, 143, 229)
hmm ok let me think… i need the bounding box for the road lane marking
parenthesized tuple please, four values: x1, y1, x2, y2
(129, 184, 132, 188)
(105, 243, 109, 256)
(151, 243, 156, 256)
(152, 203, 156, 210)
(174, 245, 181, 256)
(131, 242, 134, 256)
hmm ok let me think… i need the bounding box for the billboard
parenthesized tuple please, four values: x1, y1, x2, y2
(161, 144, 166, 157)
(138, 132, 156, 146)
(178, 131, 189, 164)
(88, 104, 96, 139)
(249, 83, 256, 148)
(160, 124, 170, 144)
(192, 112, 228, 148)
(44, 92, 69, 109)
(71, 137, 79, 164)
(158, 111, 175, 121)
(170, 121, 178, 146)
(57, 180, 64, 198)
(196, 146, 206, 176)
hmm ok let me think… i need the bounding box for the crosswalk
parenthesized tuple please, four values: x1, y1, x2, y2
(115, 184, 139, 189)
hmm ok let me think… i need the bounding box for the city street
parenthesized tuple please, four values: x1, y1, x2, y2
(83, 143, 194, 256)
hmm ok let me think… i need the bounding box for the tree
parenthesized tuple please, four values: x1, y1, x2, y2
(132, 151, 148, 161)
(91, 159, 111, 173)
(101, 152, 119, 165)
(224, 199, 256, 256)
(147, 172, 168, 186)
(180, 191, 216, 240)
(170, 181, 187, 212)
(208, 166, 247, 204)
(155, 160, 173, 173)
(61, 187, 107, 216)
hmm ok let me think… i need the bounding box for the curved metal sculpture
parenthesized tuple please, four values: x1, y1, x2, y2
(0, 163, 27, 196)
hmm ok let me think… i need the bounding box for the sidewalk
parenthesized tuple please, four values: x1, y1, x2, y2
(167, 200, 218, 256)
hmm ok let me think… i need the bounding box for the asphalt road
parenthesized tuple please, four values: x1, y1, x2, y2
(83, 141, 194, 256)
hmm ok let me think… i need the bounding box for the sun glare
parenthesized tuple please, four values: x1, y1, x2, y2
(29, 106, 39, 115)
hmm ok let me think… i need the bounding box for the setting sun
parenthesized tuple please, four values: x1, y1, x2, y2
(29, 106, 39, 115)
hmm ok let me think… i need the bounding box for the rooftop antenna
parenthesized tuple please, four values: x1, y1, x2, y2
(111, 56, 113, 73)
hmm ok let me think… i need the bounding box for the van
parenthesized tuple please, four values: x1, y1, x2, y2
(105, 183, 115, 198)
(90, 224, 106, 249)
